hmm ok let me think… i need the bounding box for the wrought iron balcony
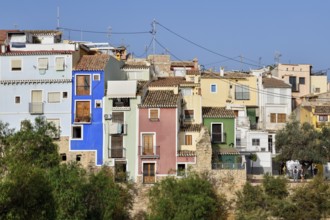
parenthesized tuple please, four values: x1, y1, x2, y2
(29, 102, 44, 115)
(74, 114, 91, 123)
(139, 145, 160, 159)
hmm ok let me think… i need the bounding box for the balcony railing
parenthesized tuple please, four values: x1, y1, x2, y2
(109, 123, 127, 135)
(109, 147, 126, 158)
(74, 114, 91, 123)
(212, 163, 245, 170)
(29, 102, 44, 115)
(139, 145, 160, 159)
(211, 132, 227, 144)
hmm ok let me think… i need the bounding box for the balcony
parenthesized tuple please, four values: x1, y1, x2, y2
(211, 132, 227, 144)
(112, 98, 130, 111)
(74, 114, 91, 123)
(109, 148, 126, 158)
(139, 146, 160, 159)
(212, 163, 245, 170)
(29, 102, 44, 115)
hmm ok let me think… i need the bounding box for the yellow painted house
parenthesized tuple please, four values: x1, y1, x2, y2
(296, 105, 330, 130)
(200, 71, 258, 107)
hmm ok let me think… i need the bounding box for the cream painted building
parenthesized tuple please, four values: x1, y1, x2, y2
(311, 74, 328, 94)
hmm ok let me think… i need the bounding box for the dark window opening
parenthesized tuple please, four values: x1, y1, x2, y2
(63, 92, 68, 98)
(76, 154, 81, 162)
(113, 98, 130, 107)
(72, 126, 82, 139)
(60, 153, 67, 161)
(15, 96, 20, 104)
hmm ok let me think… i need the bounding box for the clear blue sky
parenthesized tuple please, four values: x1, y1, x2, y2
(1, 0, 330, 74)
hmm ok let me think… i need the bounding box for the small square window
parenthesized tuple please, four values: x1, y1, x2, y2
(177, 164, 186, 176)
(315, 88, 320, 93)
(149, 109, 159, 121)
(252, 138, 260, 146)
(60, 153, 67, 161)
(93, 74, 100, 81)
(15, 96, 20, 104)
(48, 92, 61, 103)
(38, 58, 48, 70)
(72, 126, 82, 139)
(11, 59, 22, 71)
(76, 154, 81, 162)
(299, 77, 305, 85)
(211, 84, 217, 93)
(95, 100, 102, 108)
(63, 92, 68, 98)
(55, 57, 65, 71)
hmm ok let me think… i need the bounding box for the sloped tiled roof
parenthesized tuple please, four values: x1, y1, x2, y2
(177, 150, 196, 157)
(171, 61, 194, 67)
(181, 124, 202, 132)
(218, 148, 239, 155)
(201, 71, 252, 79)
(121, 61, 149, 69)
(139, 90, 179, 108)
(315, 106, 330, 114)
(24, 30, 62, 36)
(148, 77, 193, 87)
(0, 30, 18, 44)
(0, 50, 72, 56)
(262, 77, 291, 88)
(75, 54, 110, 71)
(202, 107, 235, 118)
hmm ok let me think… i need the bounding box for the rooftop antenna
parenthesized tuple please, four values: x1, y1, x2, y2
(151, 19, 156, 55)
(274, 51, 282, 65)
(13, 24, 18, 29)
(258, 57, 262, 67)
(57, 6, 60, 30)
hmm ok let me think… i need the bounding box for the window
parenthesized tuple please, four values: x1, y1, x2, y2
(63, 92, 68, 98)
(112, 112, 124, 123)
(142, 134, 154, 155)
(184, 110, 194, 121)
(11, 59, 22, 71)
(15, 96, 20, 104)
(319, 115, 328, 122)
(38, 58, 48, 70)
(185, 135, 192, 145)
(48, 92, 61, 103)
(113, 98, 130, 107)
(76, 75, 91, 95)
(143, 163, 155, 184)
(211, 123, 223, 143)
(149, 109, 159, 121)
(75, 101, 91, 123)
(181, 88, 192, 96)
(111, 136, 123, 158)
(252, 138, 260, 146)
(72, 126, 82, 139)
(289, 76, 297, 92)
(55, 57, 65, 71)
(60, 153, 67, 161)
(235, 85, 250, 100)
(93, 74, 100, 81)
(95, 100, 102, 108)
(177, 164, 186, 177)
(277, 113, 286, 123)
(211, 84, 217, 93)
(236, 138, 241, 146)
(270, 113, 276, 123)
(30, 90, 43, 114)
(76, 154, 82, 162)
(315, 88, 320, 93)
(299, 77, 305, 85)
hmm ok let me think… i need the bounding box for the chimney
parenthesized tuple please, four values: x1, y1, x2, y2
(193, 58, 198, 70)
(220, 67, 224, 77)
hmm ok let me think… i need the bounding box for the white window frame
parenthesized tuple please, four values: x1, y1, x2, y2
(177, 163, 187, 177)
(11, 58, 22, 72)
(38, 57, 48, 70)
(93, 74, 101, 81)
(55, 57, 65, 71)
(95, 100, 102, 108)
(210, 122, 223, 143)
(47, 92, 61, 103)
(74, 100, 92, 124)
(75, 74, 92, 96)
(210, 84, 217, 93)
(71, 125, 83, 140)
(148, 108, 160, 120)
(140, 132, 156, 156)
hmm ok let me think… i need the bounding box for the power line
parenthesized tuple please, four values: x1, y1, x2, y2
(135, 37, 154, 58)
(58, 27, 150, 35)
(155, 21, 262, 68)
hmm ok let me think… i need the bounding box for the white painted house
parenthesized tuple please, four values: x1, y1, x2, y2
(0, 30, 75, 138)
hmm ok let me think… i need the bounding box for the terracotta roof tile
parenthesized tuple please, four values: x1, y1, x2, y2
(186, 70, 200, 75)
(0, 50, 72, 56)
(75, 54, 110, 71)
(201, 71, 252, 79)
(263, 77, 291, 88)
(178, 150, 196, 157)
(218, 148, 239, 155)
(139, 90, 179, 108)
(122, 63, 149, 69)
(0, 30, 18, 44)
(315, 106, 330, 114)
(171, 61, 194, 67)
(181, 124, 202, 132)
(149, 77, 194, 87)
(202, 107, 235, 118)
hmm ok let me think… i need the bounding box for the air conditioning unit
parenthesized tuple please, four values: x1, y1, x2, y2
(105, 159, 115, 167)
(104, 114, 112, 120)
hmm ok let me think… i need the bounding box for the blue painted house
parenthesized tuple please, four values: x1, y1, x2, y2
(70, 54, 112, 165)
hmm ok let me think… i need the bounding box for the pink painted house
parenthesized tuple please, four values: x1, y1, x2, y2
(138, 90, 180, 183)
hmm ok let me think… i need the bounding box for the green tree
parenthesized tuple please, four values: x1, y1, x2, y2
(49, 163, 88, 220)
(0, 121, 14, 175)
(85, 167, 135, 220)
(0, 166, 56, 220)
(275, 119, 328, 170)
(4, 117, 60, 170)
(262, 173, 288, 199)
(148, 173, 228, 220)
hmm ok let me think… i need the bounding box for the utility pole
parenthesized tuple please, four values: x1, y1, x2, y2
(57, 6, 60, 30)
(151, 19, 156, 55)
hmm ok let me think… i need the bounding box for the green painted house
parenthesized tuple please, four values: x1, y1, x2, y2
(202, 107, 240, 164)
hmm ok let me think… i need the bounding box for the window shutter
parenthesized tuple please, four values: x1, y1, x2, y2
(11, 59, 22, 70)
(150, 109, 159, 119)
(56, 57, 65, 71)
(185, 135, 192, 145)
(270, 113, 276, 123)
(38, 58, 48, 70)
(48, 92, 61, 103)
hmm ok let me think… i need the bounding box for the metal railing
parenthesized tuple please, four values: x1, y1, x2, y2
(109, 148, 126, 158)
(212, 163, 245, 170)
(29, 102, 44, 115)
(139, 145, 160, 159)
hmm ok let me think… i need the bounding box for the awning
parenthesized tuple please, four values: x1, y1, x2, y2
(107, 80, 137, 98)
(218, 148, 240, 155)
